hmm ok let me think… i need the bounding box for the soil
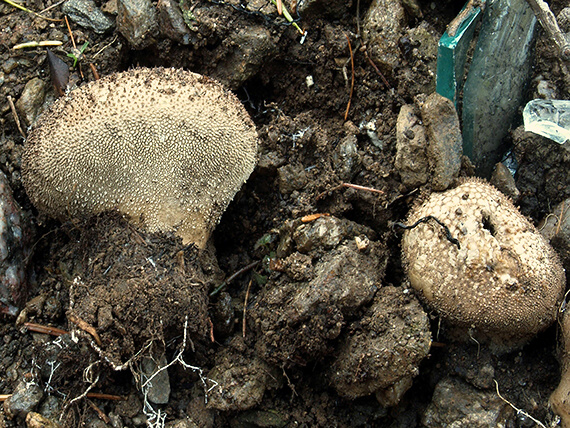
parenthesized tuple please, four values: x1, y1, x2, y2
(1, 0, 570, 427)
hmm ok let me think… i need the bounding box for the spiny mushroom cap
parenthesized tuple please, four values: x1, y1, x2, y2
(401, 178, 565, 345)
(22, 67, 258, 247)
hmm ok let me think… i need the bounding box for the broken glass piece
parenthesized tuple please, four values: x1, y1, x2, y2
(462, 0, 537, 178)
(436, 1, 483, 105)
(523, 99, 570, 146)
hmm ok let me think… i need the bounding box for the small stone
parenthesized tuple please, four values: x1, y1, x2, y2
(417, 93, 462, 190)
(332, 135, 359, 181)
(212, 25, 278, 90)
(422, 377, 514, 426)
(490, 162, 520, 200)
(395, 104, 429, 188)
(277, 164, 307, 195)
(25, 412, 59, 428)
(141, 354, 171, 404)
(62, 0, 115, 34)
(362, 0, 405, 76)
(0, 171, 32, 316)
(3, 380, 44, 419)
(16, 78, 47, 127)
(157, 0, 193, 45)
(116, 0, 158, 49)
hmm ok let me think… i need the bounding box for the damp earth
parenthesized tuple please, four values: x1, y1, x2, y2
(1, 0, 570, 427)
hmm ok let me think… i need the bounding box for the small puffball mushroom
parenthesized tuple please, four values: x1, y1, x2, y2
(22, 68, 258, 248)
(401, 178, 565, 349)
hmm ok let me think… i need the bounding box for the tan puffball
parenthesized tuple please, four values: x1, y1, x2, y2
(22, 68, 259, 248)
(401, 178, 565, 349)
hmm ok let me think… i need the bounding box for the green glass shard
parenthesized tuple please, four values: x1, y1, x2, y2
(436, 2, 483, 106)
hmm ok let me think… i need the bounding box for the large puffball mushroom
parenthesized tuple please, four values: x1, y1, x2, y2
(401, 178, 565, 350)
(22, 67, 258, 248)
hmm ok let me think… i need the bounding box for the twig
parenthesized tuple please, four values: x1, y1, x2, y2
(363, 49, 391, 89)
(64, 16, 77, 50)
(493, 379, 547, 428)
(89, 63, 100, 80)
(316, 182, 386, 200)
(13, 40, 62, 49)
(344, 34, 355, 121)
(525, 0, 570, 61)
(0, 394, 11, 401)
(242, 279, 253, 338)
(68, 312, 102, 346)
(24, 322, 68, 336)
(86, 393, 124, 400)
(301, 213, 330, 223)
(88, 400, 111, 424)
(7, 95, 25, 138)
(1, 0, 62, 21)
(210, 260, 261, 296)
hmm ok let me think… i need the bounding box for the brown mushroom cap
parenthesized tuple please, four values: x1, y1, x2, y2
(22, 68, 258, 247)
(401, 178, 565, 348)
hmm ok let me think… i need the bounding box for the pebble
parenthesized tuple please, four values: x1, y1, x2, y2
(490, 162, 520, 200)
(332, 135, 359, 181)
(0, 171, 32, 317)
(395, 104, 429, 188)
(141, 353, 171, 404)
(3, 380, 44, 419)
(422, 377, 514, 426)
(362, 0, 405, 76)
(417, 93, 462, 190)
(16, 77, 47, 127)
(211, 25, 278, 90)
(117, 0, 158, 49)
(157, 0, 193, 45)
(62, 0, 115, 34)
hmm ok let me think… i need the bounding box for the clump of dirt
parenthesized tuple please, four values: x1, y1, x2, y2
(49, 212, 220, 366)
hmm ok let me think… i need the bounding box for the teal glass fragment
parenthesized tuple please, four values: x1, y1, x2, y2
(436, 2, 483, 106)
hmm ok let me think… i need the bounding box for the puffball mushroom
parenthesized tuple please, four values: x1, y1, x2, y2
(401, 178, 565, 350)
(22, 67, 258, 248)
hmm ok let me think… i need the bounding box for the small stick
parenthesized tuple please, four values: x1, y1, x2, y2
(301, 213, 330, 223)
(0, 394, 11, 402)
(276, 0, 282, 15)
(88, 400, 111, 424)
(7, 95, 26, 138)
(207, 317, 215, 343)
(242, 279, 253, 338)
(210, 260, 261, 296)
(13, 40, 62, 49)
(68, 312, 102, 346)
(316, 182, 385, 200)
(344, 34, 355, 121)
(525, 0, 570, 61)
(89, 63, 100, 80)
(24, 322, 68, 336)
(556, 200, 565, 236)
(1, 0, 61, 21)
(364, 49, 391, 89)
(86, 393, 124, 400)
(64, 16, 77, 50)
